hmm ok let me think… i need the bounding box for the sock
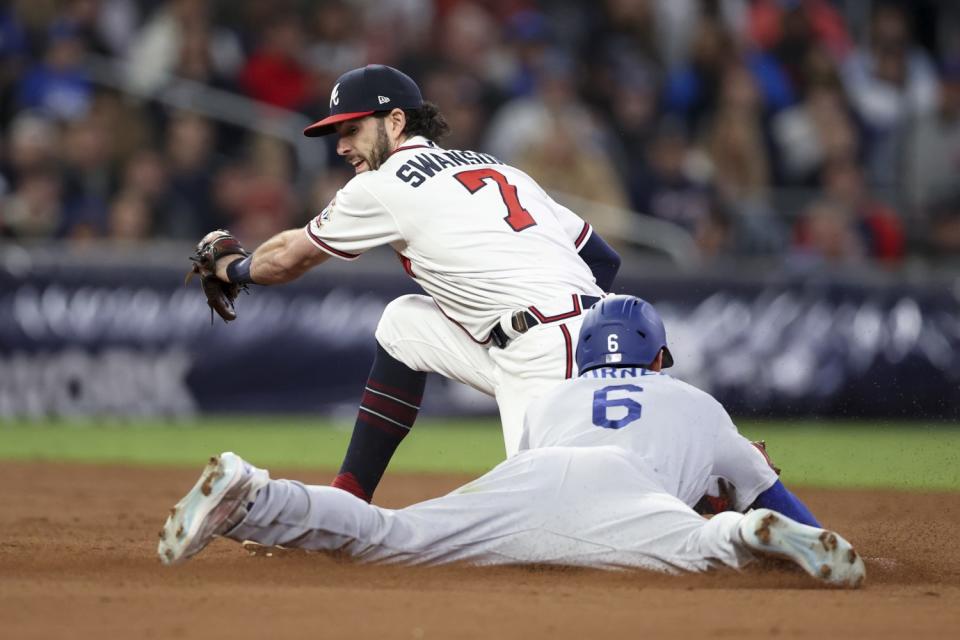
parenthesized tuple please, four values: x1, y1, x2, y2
(332, 344, 426, 501)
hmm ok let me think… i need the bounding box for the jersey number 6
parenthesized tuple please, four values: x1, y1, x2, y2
(592, 384, 643, 430)
(454, 168, 537, 232)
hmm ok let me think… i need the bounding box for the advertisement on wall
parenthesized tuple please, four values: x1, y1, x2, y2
(1, 259, 958, 419)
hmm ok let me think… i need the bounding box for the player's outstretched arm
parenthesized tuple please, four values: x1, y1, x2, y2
(578, 232, 621, 291)
(750, 480, 821, 528)
(216, 228, 329, 285)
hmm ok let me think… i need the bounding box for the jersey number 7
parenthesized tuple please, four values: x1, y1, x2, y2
(454, 168, 537, 232)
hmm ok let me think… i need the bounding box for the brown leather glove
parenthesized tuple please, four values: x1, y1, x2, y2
(694, 477, 738, 516)
(186, 230, 249, 323)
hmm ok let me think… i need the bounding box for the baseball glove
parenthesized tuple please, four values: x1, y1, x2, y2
(185, 230, 249, 323)
(694, 477, 738, 516)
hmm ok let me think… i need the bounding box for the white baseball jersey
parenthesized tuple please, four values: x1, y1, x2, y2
(305, 136, 603, 340)
(519, 367, 779, 511)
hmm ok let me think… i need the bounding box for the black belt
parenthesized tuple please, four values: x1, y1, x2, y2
(489, 295, 601, 349)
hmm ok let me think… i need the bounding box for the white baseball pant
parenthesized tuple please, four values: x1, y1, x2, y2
(225, 446, 753, 573)
(374, 294, 589, 457)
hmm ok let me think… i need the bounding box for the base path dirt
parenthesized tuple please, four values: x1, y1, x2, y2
(1, 461, 957, 639)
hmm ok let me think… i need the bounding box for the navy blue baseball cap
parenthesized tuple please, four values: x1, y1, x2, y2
(303, 65, 424, 137)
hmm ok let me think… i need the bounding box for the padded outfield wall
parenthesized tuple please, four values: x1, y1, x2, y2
(0, 246, 957, 420)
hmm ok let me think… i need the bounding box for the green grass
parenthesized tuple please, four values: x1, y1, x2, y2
(1, 418, 958, 491)
(736, 420, 960, 492)
(0, 417, 506, 473)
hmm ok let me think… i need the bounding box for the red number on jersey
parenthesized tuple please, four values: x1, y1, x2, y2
(454, 168, 537, 232)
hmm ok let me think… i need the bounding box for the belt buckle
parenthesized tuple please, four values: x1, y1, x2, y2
(510, 310, 530, 333)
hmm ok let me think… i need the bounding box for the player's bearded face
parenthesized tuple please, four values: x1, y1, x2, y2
(340, 118, 393, 174)
(369, 120, 392, 171)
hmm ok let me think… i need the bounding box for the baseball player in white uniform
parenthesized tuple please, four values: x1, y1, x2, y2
(207, 65, 621, 502)
(158, 296, 866, 588)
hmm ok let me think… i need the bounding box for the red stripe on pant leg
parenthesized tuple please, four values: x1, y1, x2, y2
(358, 409, 410, 437)
(332, 472, 370, 502)
(560, 324, 573, 379)
(361, 390, 419, 426)
(367, 379, 423, 406)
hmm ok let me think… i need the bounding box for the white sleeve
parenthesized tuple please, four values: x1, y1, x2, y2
(711, 409, 779, 511)
(549, 198, 593, 251)
(304, 178, 401, 261)
(506, 165, 593, 250)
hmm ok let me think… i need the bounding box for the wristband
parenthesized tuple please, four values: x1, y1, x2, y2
(226, 256, 255, 285)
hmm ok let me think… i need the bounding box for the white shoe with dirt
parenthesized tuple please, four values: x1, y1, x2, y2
(739, 508, 866, 588)
(157, 452, 269, 566)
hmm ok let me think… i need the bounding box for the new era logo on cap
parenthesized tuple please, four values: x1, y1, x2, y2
(303, 65, 424, 137)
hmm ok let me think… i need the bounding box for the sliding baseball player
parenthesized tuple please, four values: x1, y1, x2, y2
(158, 296, 865, 587)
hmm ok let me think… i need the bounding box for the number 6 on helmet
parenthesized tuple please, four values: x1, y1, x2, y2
(576, 295, 674, 374)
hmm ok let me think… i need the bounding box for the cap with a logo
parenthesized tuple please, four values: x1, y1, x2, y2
(303, 65, 423, 137)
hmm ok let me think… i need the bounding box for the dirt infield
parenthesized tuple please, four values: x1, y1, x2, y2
(1, 461, 957, 639)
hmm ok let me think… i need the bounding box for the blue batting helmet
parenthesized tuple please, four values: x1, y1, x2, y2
(575, 295, 674, 374)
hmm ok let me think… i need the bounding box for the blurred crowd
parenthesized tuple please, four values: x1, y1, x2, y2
(2, 0, 960, 269)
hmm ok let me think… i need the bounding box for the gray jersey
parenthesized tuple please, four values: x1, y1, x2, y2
(519, 367, 779, 510)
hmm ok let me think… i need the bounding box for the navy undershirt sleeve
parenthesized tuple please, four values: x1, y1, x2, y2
(751, 479, 821, 527)
(578, 232, 621, 292)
